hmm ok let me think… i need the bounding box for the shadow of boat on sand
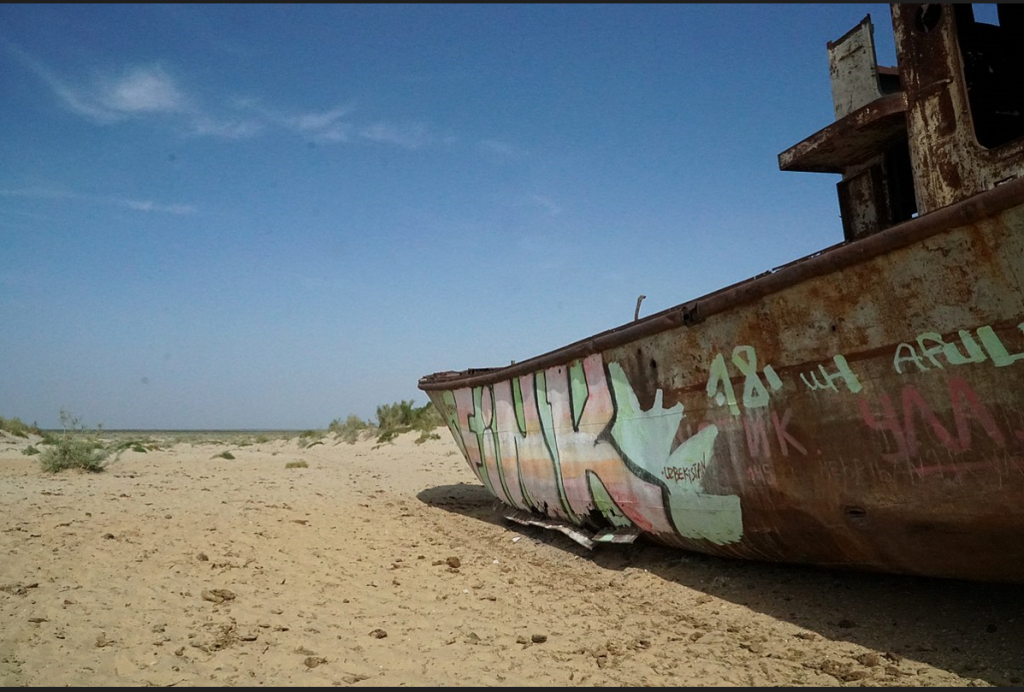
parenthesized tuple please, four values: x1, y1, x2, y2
(419, 482, 1024, 687)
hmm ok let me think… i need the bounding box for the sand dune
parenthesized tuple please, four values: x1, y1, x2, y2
(1, 430, 1021, 686)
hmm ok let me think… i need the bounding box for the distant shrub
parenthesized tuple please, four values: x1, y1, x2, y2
(255, 434, 270, 444)
(107, 437, 162, 458)
(285, 460, 309, 469)
(415, 430, 442, 444)
(328, 401, 443, 447)
(328, 414, 369, 444)
(214, 450, 235, 460)
(299, 430, 324, 448)
(0, 416, 41, 438)
(38, 409, 110, 473)
(373, 400, 443, 445)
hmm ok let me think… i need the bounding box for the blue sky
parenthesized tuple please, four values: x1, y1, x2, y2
(1, 3, 898, 430)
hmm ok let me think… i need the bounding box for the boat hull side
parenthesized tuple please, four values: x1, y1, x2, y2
(425, 204, 1024, 583)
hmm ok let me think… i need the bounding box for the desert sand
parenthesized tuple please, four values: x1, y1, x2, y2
(1, 429, 1022, 687)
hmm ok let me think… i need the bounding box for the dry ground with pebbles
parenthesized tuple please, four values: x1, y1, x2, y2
(1, 429, 1022, 687)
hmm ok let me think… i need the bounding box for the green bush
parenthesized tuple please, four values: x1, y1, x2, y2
(328, 414, 369, 444)
(107, 437, 162, 458)
(296, 429, 321, 447)
(22, 445, 40, 456)
(373, 400, 443, 445)
(328, 400, 443, 446)
(38, 409, 110, 473)
(213, 450, 235, 460)
(415, 430, 442, 444)
(0, 416, 41, 438)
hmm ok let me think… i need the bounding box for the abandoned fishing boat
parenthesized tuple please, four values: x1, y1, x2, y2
(417, 3, 1024, 584)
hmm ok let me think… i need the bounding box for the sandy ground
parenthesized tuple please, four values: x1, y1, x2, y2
(1, 429, 1022, 687)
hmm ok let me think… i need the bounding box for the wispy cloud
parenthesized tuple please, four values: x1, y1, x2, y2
(359, 122, 433, 149)
(7, 41, 450, 151)
(190, 114, 266, 140)
(7, 41, 190, 123)
(98, 66, 190, 116)
(0, 188, 197, 215)
(287, 107, 353, 142)
(238, 101, 355, 143)
(5, 41, 263, 140)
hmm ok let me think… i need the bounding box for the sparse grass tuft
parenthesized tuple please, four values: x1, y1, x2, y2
(22, 445, 40, 456)
(107, 437, 162, 458)
(213, 450, 235, 460)
(285, 460, 309, 469)
(415, 430, 442, 444)
(0, 416, 41, 439)
(38, 409, 110, 473)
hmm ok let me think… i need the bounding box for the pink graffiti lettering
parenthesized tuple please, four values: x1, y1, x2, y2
(899, 385, 958, 457)
(859, 378, 1019, 471)
(858, 392, 910, 463)
(772, 408, 807, 456)
(948, 376, 1005, 450)
(743, 414, 771, 460)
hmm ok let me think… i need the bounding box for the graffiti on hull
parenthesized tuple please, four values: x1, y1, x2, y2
(434, 353, 743, 547)
(431, 320, 1024, 548)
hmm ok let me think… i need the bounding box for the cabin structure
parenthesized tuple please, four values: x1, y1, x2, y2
(779, 4, 1024, 241)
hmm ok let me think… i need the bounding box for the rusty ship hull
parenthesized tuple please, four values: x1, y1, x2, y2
(417, 4, 1024, 583)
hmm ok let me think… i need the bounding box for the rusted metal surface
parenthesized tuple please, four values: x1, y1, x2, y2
(893, 4, 1024, 214)
(417, 4, 1024, 584)
(777, 94, 907, 175)
(828, 15, 900, 120)
(419, 176, 1024, 393)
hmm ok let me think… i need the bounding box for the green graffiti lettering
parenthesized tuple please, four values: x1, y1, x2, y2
(512, 377, 527, 436)
(468, 387, 496, 498)
(978, 324, 1024, 367)
(534, 370, 578, 523)
(609, 362, 742, 545)
(893, 342, 929, 374)
(568, 359, 588, 431)
(706, 352, 740, 415)
(800, 355, 862, 393)
(733, 345, 771, 408)
(586, 471, 634, 529)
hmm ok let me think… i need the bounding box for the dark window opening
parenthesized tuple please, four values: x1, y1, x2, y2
(956, 4, 1024, 149)
(884, 137, 918, 223)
